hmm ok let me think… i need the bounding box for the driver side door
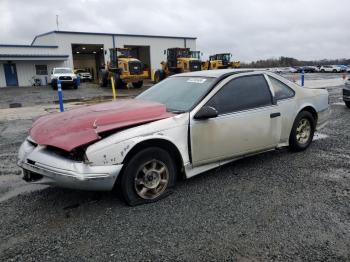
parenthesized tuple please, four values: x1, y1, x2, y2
(190, 74, 282, 166)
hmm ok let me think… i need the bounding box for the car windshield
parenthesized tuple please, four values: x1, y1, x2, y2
(54, 68, 73, 74)
(137, 76, 215, 112)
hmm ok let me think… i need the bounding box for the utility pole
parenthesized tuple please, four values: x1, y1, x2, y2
(56, 15, 59, 31)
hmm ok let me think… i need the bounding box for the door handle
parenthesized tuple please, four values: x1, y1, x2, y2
(270, 112, 281, 118)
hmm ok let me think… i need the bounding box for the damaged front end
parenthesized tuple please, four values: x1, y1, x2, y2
(17, 137, 122, 191)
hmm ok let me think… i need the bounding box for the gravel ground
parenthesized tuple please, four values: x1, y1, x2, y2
(0, 74, 349, 261)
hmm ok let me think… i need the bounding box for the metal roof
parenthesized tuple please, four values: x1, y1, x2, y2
(0, 54, 68, 58)
(0, 54, 69, 61)
(31, 30, 197, 45)
(0, 44, 58, 48)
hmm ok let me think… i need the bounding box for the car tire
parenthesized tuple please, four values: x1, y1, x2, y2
(289, 111, 315, 152)
(132, 81, 143, 88)
(120, 147, 177, 206)
(345, 101, 350, 108)
(333, 69, 337, 73)
(320, 69, 325, 73)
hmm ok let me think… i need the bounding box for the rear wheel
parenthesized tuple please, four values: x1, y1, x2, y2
(154, 70, 164, 83)
(108, 73, 125, 89)
(132, 81, 143, 88)
(345, 101, 350, 108)
(289, 111, 315, 152)
(333, 69, 337, 73)
(120, 147, 176, 206)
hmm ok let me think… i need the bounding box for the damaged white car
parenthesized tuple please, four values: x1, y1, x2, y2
(18, 69, 330, 205)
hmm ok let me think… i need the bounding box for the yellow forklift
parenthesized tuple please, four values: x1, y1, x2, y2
(202, 53, 240, 70)
(99, 48, 149, 88)
(153, 48, 202, 83)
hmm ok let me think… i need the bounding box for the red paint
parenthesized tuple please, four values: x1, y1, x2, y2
(30, 99, 174, 151)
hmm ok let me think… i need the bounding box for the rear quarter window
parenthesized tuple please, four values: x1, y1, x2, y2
(268, 76, 295, 101)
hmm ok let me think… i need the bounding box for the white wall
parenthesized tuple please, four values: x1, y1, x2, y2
(34, 32, 197, 72)
(13, 32, 197, 85)
(0, 46, 60, 55)
(116, 36, 197, 71)
(31, 33, 58, 46)
(35, 33, 114, 69)
(0, 61, 65, 87)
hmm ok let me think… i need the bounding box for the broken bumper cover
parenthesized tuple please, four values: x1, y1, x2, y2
(17, 139, 123, 191)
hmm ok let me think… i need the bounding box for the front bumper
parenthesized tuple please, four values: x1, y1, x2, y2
(17, 139, 123, 191)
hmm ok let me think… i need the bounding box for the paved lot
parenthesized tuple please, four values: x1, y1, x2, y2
(0, 73, 349, 261)
(0, 81, 153, 109)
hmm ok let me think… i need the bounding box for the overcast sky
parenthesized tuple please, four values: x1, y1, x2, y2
(1, 0, 349, 62)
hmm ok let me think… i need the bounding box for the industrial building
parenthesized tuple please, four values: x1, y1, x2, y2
(0, 30, 197, 87)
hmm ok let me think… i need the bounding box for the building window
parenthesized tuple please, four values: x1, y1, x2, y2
(35, 65, 48, 75)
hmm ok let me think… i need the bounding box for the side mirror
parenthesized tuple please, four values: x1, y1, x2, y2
(194, 106, 218, 120)
(272, 97, 277, 105)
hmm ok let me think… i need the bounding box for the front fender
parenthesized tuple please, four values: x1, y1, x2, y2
(85, 114, 190, 166)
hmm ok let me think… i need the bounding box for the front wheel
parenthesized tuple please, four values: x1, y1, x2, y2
(132, 81, 143, 88)
(345, 101, 350, 108)
(120, 147, 176, 206)
(289, 111, 315, 152)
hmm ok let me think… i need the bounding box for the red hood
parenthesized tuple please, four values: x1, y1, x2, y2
(30, 99, 174, 152)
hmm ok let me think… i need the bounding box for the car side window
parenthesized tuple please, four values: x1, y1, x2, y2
(207, 75, 273, 115)
(268, 76, 295, 101)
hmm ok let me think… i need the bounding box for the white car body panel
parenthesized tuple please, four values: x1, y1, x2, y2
(18, 69, 330, 190)
(86, 71, 330, 179)
(86, 113, 190, 167)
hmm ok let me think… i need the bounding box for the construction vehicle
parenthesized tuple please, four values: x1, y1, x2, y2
(99, 48, 149, 88)
(202, 53, 240, 70)
(153, 48, 202, 83)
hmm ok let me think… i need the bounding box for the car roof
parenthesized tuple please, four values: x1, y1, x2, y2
(172, 68, 267, 78)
